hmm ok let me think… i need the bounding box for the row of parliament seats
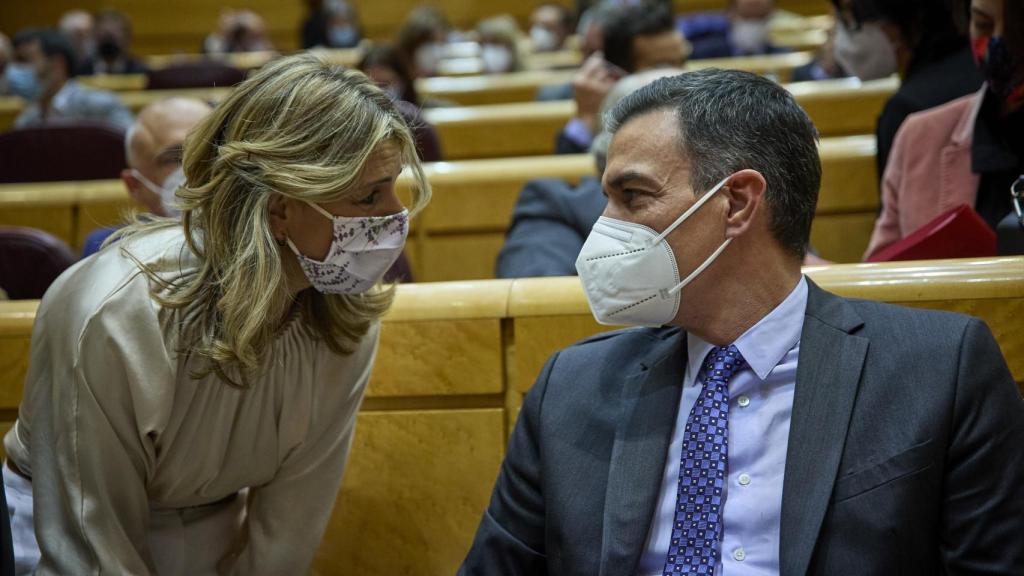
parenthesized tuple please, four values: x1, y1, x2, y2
(0, 75, 898, 160)
(73, 50, 818, 102)
(0, 0, 830, 56)
(0, 257, 1021, 574)
(0, 135, 879, 278)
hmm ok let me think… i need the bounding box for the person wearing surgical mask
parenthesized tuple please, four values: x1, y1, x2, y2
(81, 9, 148, 75)
(396, 6, 451, 79)
(80, 97, 213, 257)
(866, 0, 1024, 259)
(2, 53, 430, 575)
(476, 15, 525, 75)
(0, 32, 12, 96)
(831, 0, 982, 181)
(461, 67, 1024, 575)
(324, 0, 362, 48)
(6, 29, 45, 101)
(681, 0, 786, 59)
(13, 28, 134, 130)
(57, 10, 95, 76)
(530, 3, 574, 53)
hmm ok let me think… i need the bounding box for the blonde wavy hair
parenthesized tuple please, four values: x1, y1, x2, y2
(118, 52, 430, 385)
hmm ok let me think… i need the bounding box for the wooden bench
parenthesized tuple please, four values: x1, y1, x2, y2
(0, 135, 878, 273)
(416, 51, 815, 106)
(0, 256, 1020, 574)
(81, 49, 816, 105)
(423, 77, 897, 159)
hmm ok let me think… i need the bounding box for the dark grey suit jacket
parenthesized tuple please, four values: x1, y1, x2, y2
(495, 177, 606, 278)
(460, 282, 1024, 575)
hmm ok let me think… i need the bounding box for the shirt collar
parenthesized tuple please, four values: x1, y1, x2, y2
(685, 275, 808, 384)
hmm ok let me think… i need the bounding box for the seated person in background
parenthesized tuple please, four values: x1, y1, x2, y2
(324, 0, 363, 49)
(865, 0, 1023, 258)
(302, 0, 363, 49)
(792, 20, 849, 82)
(7, 30, 42, 100)
(556, 3, 688, 154)
(13, 28, 133, 130)
(204, 9, 274, 55)
(358, 43, 454, 109)
(476, 15, 525, 74)
(832, 0, 982, 180)
(497, 67, 682, 278)
(681, 0, 788, 59)
(0, 32, 11, 96)
(57, 10, 95, 76)
(80, 9, 148, 75)
(537, 3, 620, 101)
(396, 6, 452, 79)
(530, 3, 575, 52)
(462, 68, 1024, 575)
(82, 97, 212, 257)
(360, 44, 420, 104)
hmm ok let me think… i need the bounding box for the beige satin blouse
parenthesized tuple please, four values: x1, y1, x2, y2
(4, 227, 378, 574)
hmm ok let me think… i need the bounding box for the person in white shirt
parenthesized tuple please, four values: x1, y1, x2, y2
(3, 52, 430, 576)
(12, 28, 132, 130)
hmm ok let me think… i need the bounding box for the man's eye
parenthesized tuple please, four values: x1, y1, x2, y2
(623, 189, 643, 206)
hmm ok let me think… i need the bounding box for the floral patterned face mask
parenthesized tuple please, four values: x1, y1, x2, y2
(286, 201, 409, 294)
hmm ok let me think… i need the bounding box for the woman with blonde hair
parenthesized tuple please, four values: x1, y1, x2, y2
(2, 52, 429, 575)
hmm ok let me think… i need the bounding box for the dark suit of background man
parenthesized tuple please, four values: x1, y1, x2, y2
(460, 69, 1024, 575)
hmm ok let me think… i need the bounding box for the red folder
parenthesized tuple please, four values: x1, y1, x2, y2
(866, 204, 997, 262)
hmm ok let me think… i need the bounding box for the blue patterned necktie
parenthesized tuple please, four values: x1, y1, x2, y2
(663, 344, 748, 575)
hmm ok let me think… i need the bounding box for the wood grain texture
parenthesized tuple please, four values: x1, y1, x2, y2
(313, 408, 504, 576)
(370, 319, 505, 397)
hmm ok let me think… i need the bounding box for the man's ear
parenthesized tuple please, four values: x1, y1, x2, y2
(722, 168, 765, 240)
(267, 193, 290, 243)
(121, 169, 144, 205)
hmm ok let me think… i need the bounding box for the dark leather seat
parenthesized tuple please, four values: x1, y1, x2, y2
(146, 61, 247, 90)
(0, 226, 77, 299)
(0, 121, 126, 183)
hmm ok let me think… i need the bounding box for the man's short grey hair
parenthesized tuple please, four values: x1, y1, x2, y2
(591, 67, 684, 176)
(606, 68, 821, 257)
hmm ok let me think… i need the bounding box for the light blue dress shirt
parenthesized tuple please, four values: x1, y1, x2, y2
(637, 276, 808, 575)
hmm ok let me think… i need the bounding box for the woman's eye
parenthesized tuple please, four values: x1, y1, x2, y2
(358, 190, 379, 206)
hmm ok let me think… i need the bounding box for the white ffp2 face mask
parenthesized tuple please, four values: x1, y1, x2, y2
(575, 176, 732, 327)
(287, 202, 409, 294)
(833, 22, 898, 81)
(530, 26, 560, 52)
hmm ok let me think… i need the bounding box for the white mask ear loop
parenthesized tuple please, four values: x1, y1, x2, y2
(656, 175, 734, 296)
(667, 237, 733, 295)
(130, 169, 163, 195)
(305, 201, 336, 221)
(650, 176, 731, 245)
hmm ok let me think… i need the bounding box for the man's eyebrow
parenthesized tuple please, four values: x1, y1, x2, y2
(606, 170, 661, 191)
(154, 144, 184, 163)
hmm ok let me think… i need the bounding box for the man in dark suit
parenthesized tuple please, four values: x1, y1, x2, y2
(461, 69, 1023, 575)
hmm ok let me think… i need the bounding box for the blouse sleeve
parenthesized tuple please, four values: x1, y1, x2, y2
(224, 321, 380, 575)
(33, 293, 172, 575)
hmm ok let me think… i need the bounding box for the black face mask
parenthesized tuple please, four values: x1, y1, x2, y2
(97, 37, 122, 60)
(973, 35, 1024, 113)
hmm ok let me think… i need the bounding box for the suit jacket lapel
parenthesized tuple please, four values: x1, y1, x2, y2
(780, 282, 868, 576)
(599, 330, 687, 576)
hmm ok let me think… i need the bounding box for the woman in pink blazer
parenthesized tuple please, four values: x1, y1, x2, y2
(865, 0, 1023, 260)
